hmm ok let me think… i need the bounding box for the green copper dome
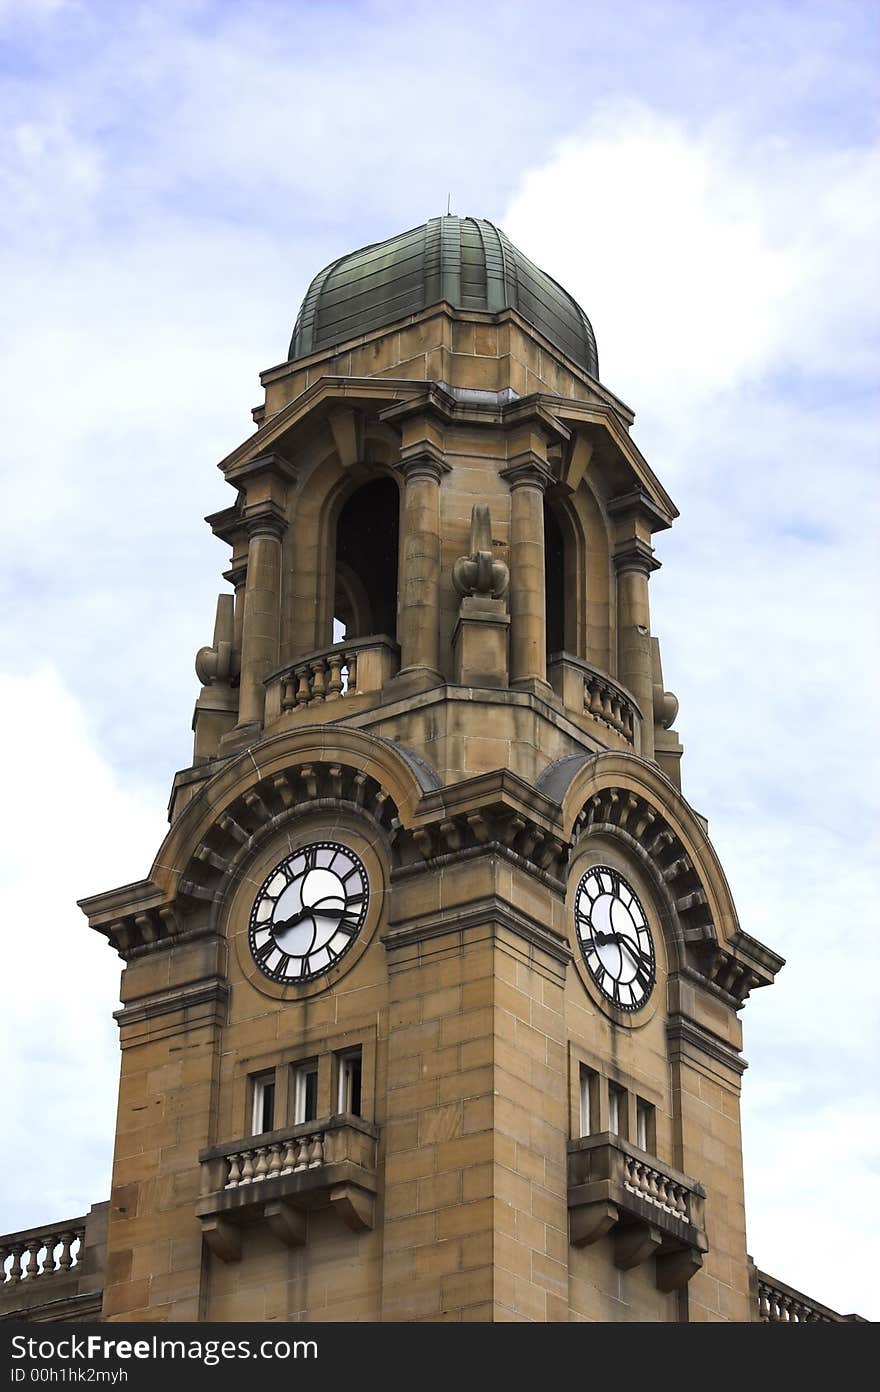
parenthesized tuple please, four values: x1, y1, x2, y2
(289, 216, 599, 378)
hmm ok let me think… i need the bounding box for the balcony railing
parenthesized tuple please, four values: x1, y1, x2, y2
(264, 635, 400, 723)
(549, 653, 642, 749)
(0, 1204, 107, 1322)
(568, 1134, 707, 1291)
(196, 1114, 378, 1262)
(755, 1270, 866, 1323)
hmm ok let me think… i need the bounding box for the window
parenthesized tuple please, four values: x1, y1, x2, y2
(579, 1064, 597, 1136)
(293, 1061, 319, 1124)
(251, 1071, 276, 1136)
(337, 1049, 363, 1116)
(636, 1098, 655, 1153)
(609, 1083, 627, 1138)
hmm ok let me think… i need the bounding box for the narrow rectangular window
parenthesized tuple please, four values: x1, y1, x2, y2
(251, 1071, 276, 1136)
(337, 1049, 363, 1116)
(579, 1064, 597, 1136)
(293, 1062, 319, 1124)
(636, 1098, 655, 1153)
(609, 1083, 627, 1138)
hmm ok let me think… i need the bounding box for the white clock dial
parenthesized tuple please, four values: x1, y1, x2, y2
(248, 842, 369, 983)
(574, 865, 655, 1011)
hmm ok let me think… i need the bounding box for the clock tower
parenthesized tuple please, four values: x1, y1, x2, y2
(78, 217, 784, 1322)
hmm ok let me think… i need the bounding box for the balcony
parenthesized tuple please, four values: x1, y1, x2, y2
(568, 1134, 707, 1291)
(196, 1114, 378, 1261)
(0, 1203, 107, 1322)
(264, 635, 400, 725)
(549, 653, 642, 751)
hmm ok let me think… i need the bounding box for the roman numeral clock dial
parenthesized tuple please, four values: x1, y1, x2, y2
(574, 866, 656, 1012)
(248, 842, 369, 984)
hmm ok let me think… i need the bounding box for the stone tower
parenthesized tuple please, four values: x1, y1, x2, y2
(78, 216, 783, 1323)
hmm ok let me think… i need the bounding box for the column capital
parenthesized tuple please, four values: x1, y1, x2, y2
(500, 452, 554, 492)
(241, 499, 287, 542)
(607, 487, 671, 534)
(613, 536, 660, 576)
(395, 442, 452, 484)
(222, 563, 247, 590)
(224, 449, 299, 488)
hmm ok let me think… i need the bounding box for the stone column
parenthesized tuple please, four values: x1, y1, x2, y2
(395, 450, 450, 683)
(500, 458, 552, 690)
(613, 537, 659, 760)
(237, 505, 286, 728)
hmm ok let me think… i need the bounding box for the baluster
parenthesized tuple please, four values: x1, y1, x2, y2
(601, 687, 615, 724)
(253, 1146, 269, 1182)
(610, 695, 623, 731)
(239, 1149, 255, 1185)
(225, 1153, 242, 1189)
(310, 660, 327, 703)
(326, 654, 344, 700)
(293, 1137, 309, 1171)
(280, 1137, 298, 1175)
(56, 1231, 75, 1272)
(346, 652, 357, 695)
(587, 678, 603, 717)
(280, 679, 295, 712)
(40, 1235, 60, 1276)
(7, 1243, 25, 1284)
(0, 1245, 9, 1284)
(267, 1143, 283, 1179)
(308, 1133, 324, 1168)
(21, 1240, 41, 1281)
(623, 704, 634, 741)
(293, 666, 310, 705)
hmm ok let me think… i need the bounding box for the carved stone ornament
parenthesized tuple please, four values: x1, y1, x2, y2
(196, 593, 240, 686)
(452, 505, 509, 599)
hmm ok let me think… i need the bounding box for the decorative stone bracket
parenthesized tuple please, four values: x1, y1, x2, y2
(568, 1134, 707, 1291)
(196, 1115, 378, 1262)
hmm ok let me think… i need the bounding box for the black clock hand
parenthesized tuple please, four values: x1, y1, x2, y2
(273, 896, 347, 933)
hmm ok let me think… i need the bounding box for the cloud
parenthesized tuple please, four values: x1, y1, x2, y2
(0, 668, 166, 1226)
(504, 106, 880, 1317)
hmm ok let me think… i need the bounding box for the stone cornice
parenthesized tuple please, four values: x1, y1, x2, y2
(383, 894, 572, 967)
(113, 978, 230, 1031)
(666, 1015, 748, 1076)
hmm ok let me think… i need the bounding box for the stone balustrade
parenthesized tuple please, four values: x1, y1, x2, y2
(0, 1203, 107, 1322)
(263, 635, 400, 725)
(755, 1270, 865, 1323)
(622, 1152, 692, 1223)
(197, 1114, 379, 1260)
(223, 1130, 325, 1187)
(568, 1133, 707, 1291)
(549, 653, 642, 749)
(1, 1222, 84, 1286)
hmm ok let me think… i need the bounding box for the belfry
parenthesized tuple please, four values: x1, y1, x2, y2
(3, 217, 857, 1324)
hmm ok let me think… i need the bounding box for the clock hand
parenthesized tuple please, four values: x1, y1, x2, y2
(273, 897, 347, 933)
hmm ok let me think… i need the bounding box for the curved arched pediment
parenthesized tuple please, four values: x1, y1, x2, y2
(539, 751, 782, 1003)
(84, 726, 430, 957)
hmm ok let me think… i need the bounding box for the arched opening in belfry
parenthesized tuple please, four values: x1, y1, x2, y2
(334, 477, 399, 642)
(544, 499, 567, 659)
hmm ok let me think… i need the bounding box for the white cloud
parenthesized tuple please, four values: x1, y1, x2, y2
(0, 668, 166, 1227)
(504, 107, 880, 1318)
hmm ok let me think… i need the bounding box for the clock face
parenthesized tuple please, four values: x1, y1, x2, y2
(248, 842, 369, 984)
(574, 865, 655, 1012)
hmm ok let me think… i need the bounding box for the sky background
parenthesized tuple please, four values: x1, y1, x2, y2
(1, 0, 877, 1318)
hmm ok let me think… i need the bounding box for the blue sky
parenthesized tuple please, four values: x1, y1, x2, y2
(1, 0, 878, 1318)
